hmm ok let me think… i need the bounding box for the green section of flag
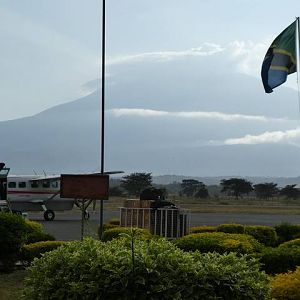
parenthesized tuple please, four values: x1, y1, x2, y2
(271, 20, 296, 67)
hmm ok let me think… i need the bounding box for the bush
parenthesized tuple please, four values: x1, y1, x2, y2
(189, 226, 217, 234)
(260, 247, 300, 274)
(20, 241, 66, 264)
(97, 223, 122, 239)
(101, 227, 152, 242)
(271, 267, 300, 300)
(217, 223, 245, 234)
(108, 218, 120, 226)
(275, 223, 300, 244)
(279, 238, 300, 249)
(23, 237, 270, 300)
(245, 225, 277, 247)
(0, 212, 27, 271)
(25, 220, 55, 244)
(174, 232, 263, 254)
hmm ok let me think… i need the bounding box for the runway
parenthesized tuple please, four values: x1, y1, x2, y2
(28, 210, 300, 240)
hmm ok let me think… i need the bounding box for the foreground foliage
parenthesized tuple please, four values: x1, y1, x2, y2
(23, 237, 270, 300)
(0, 212, 27, 271)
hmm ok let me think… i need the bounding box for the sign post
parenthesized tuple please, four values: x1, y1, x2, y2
(61, 174, 109, 240)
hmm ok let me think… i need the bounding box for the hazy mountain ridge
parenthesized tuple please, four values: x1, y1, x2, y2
(1, 54, 300, 176)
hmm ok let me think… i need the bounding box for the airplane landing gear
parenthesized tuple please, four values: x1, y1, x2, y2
(44, 209, 55, 221)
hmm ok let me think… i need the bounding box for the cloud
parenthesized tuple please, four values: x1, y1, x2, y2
(107, 43, 224, 65)
(221, 128, 300, 145)
(109, 108, 286, 122)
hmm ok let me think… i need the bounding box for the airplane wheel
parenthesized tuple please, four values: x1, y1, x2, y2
(44, 210, 55, 221)
(84, 210, 90, 220)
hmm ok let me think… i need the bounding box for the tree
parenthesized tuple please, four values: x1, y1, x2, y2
(140, 187, 166, 200)
(220, 178, 253, 198)
(194, 183, 209, 199)
(280, 184, 300, 199)
(181, 179, 201, 197)
(181, 179, 209, 198)
(121, 173, 152, 196)
(253, 183, 278, 199)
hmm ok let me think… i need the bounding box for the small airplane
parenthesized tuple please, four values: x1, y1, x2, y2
(0, 163, 123, 221)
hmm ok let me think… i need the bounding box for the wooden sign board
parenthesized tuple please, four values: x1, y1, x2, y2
(60, 174, 109, 200)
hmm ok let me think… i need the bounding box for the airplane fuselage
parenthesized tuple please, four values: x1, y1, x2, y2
(5, 175, 74, 214)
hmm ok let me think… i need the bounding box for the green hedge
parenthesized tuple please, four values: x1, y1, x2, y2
(275, 223, 300, 244)
(245, 225, 277, 247)
(101, 227, 152, 242)
(23, 237, 270, 300)
(260, 247, 300, 274)
(189, 226, 217, 234)
(25, 220, 55, 244)
(174, 232, 263, 254)
(217, 223, 245, 234)
(0, 212, 28, 271)
(108, 218, 120, 226)
(278, 238, 300, 249)
(21, 241, 66, 264)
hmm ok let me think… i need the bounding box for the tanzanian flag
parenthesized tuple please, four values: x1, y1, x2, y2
(261, 21, 297, 93)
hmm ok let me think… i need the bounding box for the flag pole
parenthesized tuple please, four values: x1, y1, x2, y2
(99, 0, 106, 239)
(295, 17, 300, 116)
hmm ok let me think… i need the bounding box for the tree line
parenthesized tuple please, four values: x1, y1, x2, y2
(110, 173, 300, 200)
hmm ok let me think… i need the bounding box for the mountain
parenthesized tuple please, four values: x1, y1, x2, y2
(1, 54, 300, 176)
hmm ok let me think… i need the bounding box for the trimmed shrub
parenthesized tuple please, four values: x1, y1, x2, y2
(174, 232, 263, 254)
(101, 227, 152, 242)
(245, 225, 277, 247)
(217, 223, 245, 234)
(260, 247, 300, 274)
(271, 267, 300, 300)
(108, 218, 120, 226)
(0, 212, 27, 271)
(275, 223, 300, 244)
(25, 220, 55, 244)
(97, 223, 121, 239)
(279, 238, 300, 249)
(189, 226, 217, 234)
(21, 241, 66, 264)
(23, 237, 270, 299)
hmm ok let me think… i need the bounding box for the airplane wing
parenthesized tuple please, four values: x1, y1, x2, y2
(92, 171, 124, 175)
(29, 171, 123, 183)
(29, 175, 61, 182)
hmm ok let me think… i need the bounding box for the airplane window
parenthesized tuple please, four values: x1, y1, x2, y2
(31, 182, 39, 188)
(8, 182, 16, 188)
(18, 182, 26, 188)
(51, 181, 58, 188)
(42, 181, 50, 188)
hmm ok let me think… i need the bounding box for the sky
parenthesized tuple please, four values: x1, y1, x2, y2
(1, 0, 300, 121)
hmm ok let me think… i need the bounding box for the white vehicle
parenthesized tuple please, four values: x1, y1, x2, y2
(0, 166, 121, 221)
(7, 175, 73, 221)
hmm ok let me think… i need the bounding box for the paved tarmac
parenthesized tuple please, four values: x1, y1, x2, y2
(29, 210, 300, 240)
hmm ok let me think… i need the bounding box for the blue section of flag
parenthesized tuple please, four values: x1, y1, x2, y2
(261, 49, 290, 93)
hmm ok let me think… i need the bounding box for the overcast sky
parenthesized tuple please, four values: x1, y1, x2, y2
(1, 0, 300, 121)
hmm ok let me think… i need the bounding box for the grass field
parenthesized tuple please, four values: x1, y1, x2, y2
(100, 196, 300, 215)
(0, 270, 26, 300)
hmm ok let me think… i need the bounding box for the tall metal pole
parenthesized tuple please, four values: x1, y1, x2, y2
(296, 17, 300, 116)
(99, 0, 106, 239)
